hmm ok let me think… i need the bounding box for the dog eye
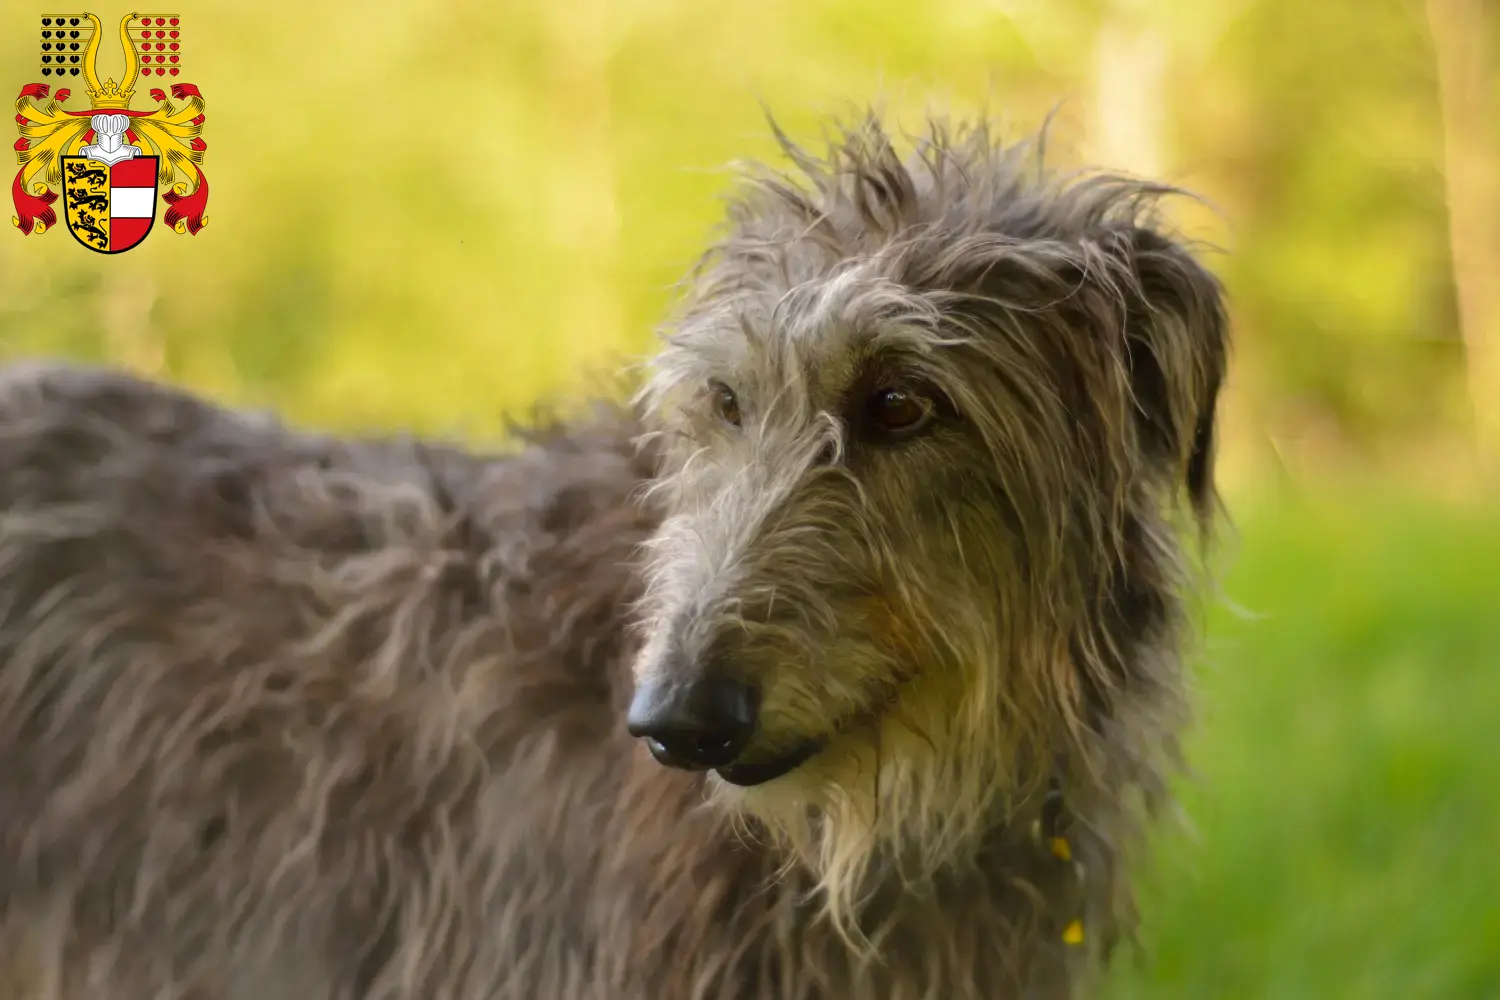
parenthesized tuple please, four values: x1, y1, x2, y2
(709, 381, 742, 427)
(867, 387, 934, 436)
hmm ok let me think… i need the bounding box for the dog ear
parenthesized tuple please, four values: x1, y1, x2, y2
(1112, 226, 1229, 521)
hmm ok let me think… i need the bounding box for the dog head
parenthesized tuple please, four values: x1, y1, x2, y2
(627, 112, 1228, 922)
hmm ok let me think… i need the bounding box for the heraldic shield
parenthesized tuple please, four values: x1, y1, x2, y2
(60, 153, 160, 254)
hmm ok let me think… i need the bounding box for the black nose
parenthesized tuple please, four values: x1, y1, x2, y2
(627, 675, 758, 771)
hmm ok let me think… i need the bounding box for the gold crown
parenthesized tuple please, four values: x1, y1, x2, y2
(87, 76, 134, 110)
(78, 12, 141, 110)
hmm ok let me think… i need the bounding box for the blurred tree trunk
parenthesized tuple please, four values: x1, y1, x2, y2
(538, 0, 624, 374)
(1090, 0, 1168, 178)
(1425, 0, 1500, 478)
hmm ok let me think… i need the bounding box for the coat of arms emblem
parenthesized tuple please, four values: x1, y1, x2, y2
(11, 12, 208, 254)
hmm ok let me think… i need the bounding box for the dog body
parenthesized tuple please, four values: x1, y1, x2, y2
(0, 366, 1091, 999)
(0, 117, 1228, 999)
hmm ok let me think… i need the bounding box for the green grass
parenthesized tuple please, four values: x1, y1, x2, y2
(1100, 488, 1500, 1000)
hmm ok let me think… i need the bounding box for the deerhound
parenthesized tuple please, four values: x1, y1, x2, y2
(0, 112, 1228, 999)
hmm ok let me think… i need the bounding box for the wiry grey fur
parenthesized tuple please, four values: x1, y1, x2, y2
(0, 112, 1228, 999)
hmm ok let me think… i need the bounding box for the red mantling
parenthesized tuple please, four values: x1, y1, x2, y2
(163, 169, 208, 235)
(11, 168, 58, 235)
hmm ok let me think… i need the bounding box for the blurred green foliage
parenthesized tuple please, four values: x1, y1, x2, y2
(3, 0, 1498, 995)
(1102, 488, 1500, 999)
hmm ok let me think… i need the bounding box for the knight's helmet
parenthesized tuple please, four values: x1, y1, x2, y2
(89, 113, 131, 152)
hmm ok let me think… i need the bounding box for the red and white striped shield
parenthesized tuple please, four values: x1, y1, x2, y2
(60, 154, 160, 254)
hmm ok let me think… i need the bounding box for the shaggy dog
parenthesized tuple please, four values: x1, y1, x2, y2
(0, 114, 1227, 999)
